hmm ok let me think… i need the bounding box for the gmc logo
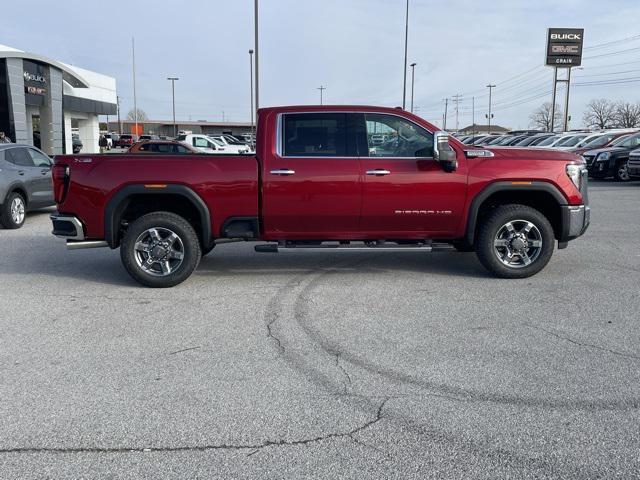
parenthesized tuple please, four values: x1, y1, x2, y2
(551, 45, 579, 54)
(551, 33, 581, 40)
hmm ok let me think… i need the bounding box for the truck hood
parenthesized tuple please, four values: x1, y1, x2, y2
(475, 146, 582, 163)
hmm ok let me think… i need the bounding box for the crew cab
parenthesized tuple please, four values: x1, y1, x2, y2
(50, 105, 590, 287)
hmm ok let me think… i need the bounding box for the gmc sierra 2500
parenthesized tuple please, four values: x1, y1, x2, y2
(50, 105, 590, 287)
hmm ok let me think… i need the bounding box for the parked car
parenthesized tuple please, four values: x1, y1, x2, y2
(544, 133, 590, 150)
(176, 133, 227, 153)
(116, 134, 137, 148)
(128, 140, 200, 154)
(570, 132, 632, 156)
(50, 105, 589, 287)
(503, 135, 531, 146)
(72, 135, 83, 154)
(582, 131, 640, 181)
(209, 135, 251, 154)
(0, 144, 54, 229)
(627, 148, 640, 179)
(139, 134, 160, 141)
(512, 133, 556, 147)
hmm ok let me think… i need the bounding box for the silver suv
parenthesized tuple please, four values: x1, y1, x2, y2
(0, 144, 55, 229)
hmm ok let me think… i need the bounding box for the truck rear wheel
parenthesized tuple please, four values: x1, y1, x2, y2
(475, 204, 555, 279)
(120, 212, 201, 287)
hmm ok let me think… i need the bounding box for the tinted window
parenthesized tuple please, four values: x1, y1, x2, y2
(149, 143, 172, 153)
(561, 135, 587, 147)
(28, 148, 51, 167)
(138, 143, 150, 151)
(175, 145, 191, 153)
(283, 113, 347, 157)
(614, 133, 640, 148)
(6, 147, 35, 167)
(365, 113, 433, 157)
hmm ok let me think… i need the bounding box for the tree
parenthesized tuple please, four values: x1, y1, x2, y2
(126, 108, 148, 122)
(529, 103, 563, 131)
(583, 98, 616, 129)
(614, 102, 640, 128)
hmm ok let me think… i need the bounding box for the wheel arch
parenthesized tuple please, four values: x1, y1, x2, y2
(3, 183, 29, 207)
(465, 181, 567, 246)
(104, 184, 211, 249)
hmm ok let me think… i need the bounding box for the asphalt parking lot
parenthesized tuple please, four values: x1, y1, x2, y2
(1, 181, 639, 479)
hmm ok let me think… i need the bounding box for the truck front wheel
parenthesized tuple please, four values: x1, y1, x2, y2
(120, 212, 201, 287)
(475, 204, 555, 279)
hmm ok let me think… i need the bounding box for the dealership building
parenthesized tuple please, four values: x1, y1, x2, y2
(0, 44, 117, 155)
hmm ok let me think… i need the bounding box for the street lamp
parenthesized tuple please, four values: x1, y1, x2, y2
(167, 77, 179, 138)
(409, 62, 417, 113)
(486, 84, 496, 134)
(249, 49, 254, 144)
(401, 0, 409, 109)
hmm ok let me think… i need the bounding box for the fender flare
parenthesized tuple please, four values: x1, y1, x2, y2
(464, 181, 567, 246)
(104, 184, 211, 248)
(2, 181, 29, 206)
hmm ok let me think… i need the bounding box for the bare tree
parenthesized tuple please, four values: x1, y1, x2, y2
(529, 103, 563, 132)
(126, 108, 148, 121)
(583, 98, 616, 129)
(614, 102, 640, 128)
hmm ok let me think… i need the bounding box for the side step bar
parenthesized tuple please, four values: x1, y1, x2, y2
(255, 241, 455, 253)
(66, 240, 109, 250)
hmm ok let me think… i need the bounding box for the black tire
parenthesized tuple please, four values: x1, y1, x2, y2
(0, 192, 26, 229)
(120, 212, 201, 288)
(614, 162, 630, 182)
(475, 204, 555, 279)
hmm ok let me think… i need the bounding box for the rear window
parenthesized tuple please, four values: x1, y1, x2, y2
(283, 113, 347, 157)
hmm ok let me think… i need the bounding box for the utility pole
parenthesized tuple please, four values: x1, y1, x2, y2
(472, 96, 475, 137)
(116, 95, 122, 135)
(443, 98, 449, 131)
(317, 85, 326, 105)
(401, 0, 409, 109)
(132, 37, 138, 137)
(486, 84, 496, 134)
(451, 93, 462, 132)
(410, 62, 417, 113)
(254, 0, 259, 117)
(249, 49, 255, 143)
(167, 77, 179, 138)
(563, 67, 572, 132)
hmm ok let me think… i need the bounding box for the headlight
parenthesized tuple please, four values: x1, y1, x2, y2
(566, 164, 584, 189)
(597, 152, 611, 161)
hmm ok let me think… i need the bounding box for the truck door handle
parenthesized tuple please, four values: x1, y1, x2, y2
(366, 169, 391, 176)
(18, 170, 25, 176)
(270, 169, 295, 176)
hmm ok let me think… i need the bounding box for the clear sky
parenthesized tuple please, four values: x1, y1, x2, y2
(3, 0, 639, 130)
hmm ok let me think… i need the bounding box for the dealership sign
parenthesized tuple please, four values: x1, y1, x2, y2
(23, 71, 47, 83)
(546, 28, 584, 66)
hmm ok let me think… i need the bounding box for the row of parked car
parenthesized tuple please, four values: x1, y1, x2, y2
(455, 129, 640, 182)
(108, 132, 254, 154)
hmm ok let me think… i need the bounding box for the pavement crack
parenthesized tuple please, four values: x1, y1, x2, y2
(332, 352, 352, 394)
(525, 324, 640, 361)
(0, 398, 388, 456)
(168, 346, 200, 356)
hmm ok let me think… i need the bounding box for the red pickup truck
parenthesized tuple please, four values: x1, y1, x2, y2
(50, 105, 590, 287)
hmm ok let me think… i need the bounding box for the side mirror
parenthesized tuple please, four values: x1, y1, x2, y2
(433, 131, 458, 172)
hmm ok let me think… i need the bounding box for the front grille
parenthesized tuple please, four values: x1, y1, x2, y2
(628, 155, 640, 167)
(580, 168, 589, 205)
(582, 154, 595, 166)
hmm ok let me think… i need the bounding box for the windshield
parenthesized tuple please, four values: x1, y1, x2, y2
(536, 136, 559, 146)
(558, 135, 587, 147)
(210, 138, 225, 147)
(588, 134, 618, 147)
(497, 136, 515, 145)
(612, 133, 640, 148)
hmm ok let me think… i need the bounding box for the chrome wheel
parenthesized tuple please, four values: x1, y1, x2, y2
(10, 197, 25, 225)
(617, 164, 630, 181)
(134, 227, 185, 277)
(493, 220, 543, 269)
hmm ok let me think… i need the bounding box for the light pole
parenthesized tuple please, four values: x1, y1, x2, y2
(167, 77, 179, 138)
(486, 84, 496, 134)
(409, 62, 416, 113)
(254, 0, 259, 118)
(249, 49, 254, 143)
(317, 85, 326, 105)
(401, 0, 409, 109)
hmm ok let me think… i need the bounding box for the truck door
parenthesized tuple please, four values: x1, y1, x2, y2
(357, 113, 467, 236)
(261, 112, 361, 239)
